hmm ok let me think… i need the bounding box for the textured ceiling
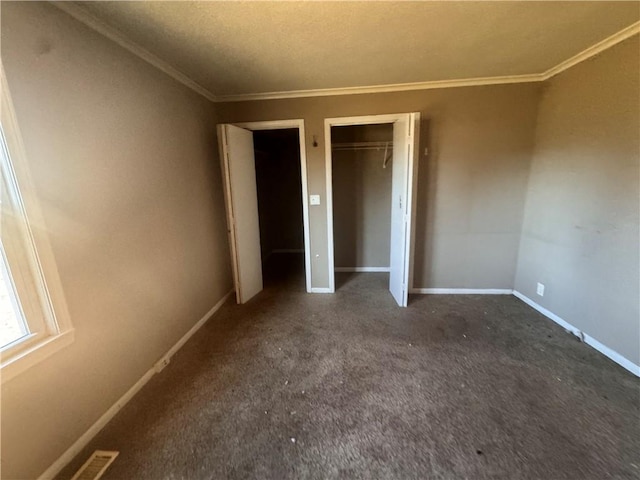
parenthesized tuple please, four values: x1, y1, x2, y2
(74, 1, 639, 97)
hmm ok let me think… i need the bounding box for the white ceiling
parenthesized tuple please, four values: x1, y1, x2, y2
(67, 1, 639, 100)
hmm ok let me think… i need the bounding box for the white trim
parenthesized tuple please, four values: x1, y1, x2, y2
(582, 334, 640, 378)
(407, 114, 420, 296)
(50, 5, 638, 104)
(325, 114, 405, 293)
(513, 291, 640, 377)
(234, 120, 302, 131)
(334, 267, 390, 273)
(231, 119, 312, 294)
(541, 21, 640, 80)
(512, 291, 581, 336)
(154, 289, 234, 372)
(217, 125, 242, 303)
(410, 288, 513, 295)
(323, 120, 335, 293)
(325, 113, 419, 303)
(326, 114, 415, 127)
(216, 74, 544, 102)
(1, 68, 75, 383)
(402, 113, 420, 306)
(215, 23, 640, 102)
(310, 287, 332, 293)
(1, 330, 75, 383)
(52, 2, 217, 103)
(36, 289, 234, 480)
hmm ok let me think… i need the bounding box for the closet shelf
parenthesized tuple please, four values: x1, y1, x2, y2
(332, 141, 394, 168)
(331, 141, 393, 151)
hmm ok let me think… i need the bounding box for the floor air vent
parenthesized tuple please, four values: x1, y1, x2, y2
(71, 450, 119, 480)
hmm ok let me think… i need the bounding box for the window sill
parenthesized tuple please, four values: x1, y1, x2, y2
(1, 329, 74, 383)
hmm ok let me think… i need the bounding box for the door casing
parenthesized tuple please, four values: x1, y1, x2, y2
(219, 119, 312, 296)
(324, 113, 420, 306)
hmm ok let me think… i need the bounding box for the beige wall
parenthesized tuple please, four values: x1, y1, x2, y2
(217, 83, 541, 289)
(332, 124, 393, 268)
(4, 4, 636, 479)
(0, 3, 232, 479)
(514, 36, 640, 365)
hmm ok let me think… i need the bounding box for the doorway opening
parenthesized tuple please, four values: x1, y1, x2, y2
(217, 120, 311, 304)
(325, 113, 420, 307)
(254, 129, 305, 289)
(331, 123, 393, 289)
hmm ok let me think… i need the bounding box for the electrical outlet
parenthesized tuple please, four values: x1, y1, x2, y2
(536, 282, 545, 297)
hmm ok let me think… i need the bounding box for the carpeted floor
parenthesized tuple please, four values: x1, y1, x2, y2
(59, 254, 640, 479)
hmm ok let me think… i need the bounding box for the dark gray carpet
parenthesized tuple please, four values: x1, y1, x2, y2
(59, 255, 640, 480)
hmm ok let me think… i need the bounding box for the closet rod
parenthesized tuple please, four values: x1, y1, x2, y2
(331, 141, 393, 151)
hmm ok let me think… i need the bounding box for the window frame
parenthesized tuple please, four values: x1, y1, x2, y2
(0, 67, 74, 383)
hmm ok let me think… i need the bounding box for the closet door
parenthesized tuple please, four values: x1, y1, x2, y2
(218, 124, 263, 304)
(389, 113, 419, 307)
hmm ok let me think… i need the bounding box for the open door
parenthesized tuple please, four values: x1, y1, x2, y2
(388, 113, 420, 307)
(218, 124, 263, 304)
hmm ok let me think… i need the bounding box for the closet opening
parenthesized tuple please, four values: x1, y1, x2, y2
(331, 123, 393, 289)
(325, 113, 420, 307)
(254, 129, 305, 289)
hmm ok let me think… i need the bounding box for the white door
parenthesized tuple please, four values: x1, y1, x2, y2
(388, 113, 419, 307)
(218, 124, 263, 304)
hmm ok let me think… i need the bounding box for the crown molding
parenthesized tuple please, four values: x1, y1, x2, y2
(51, 2, 218, 103)
(214, 21, 640, 103)
(213, 73, 545, 102)
(541, 20, 640, 80)
(51, 2, 639, 104)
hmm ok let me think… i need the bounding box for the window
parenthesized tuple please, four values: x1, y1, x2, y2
(0, 250, 28, 347)
(0, 69, 73, 382)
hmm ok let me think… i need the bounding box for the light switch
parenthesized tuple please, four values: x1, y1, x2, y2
(310, 194, 321, 205)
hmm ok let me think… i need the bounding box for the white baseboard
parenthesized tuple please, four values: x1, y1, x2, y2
(512, 291, 580, 335)
(410, 288, 513, 295)
(582, 333, 640, 377)
(334, 267, 390, 273)
(37, 289, 235, 480)
(310, 287, 333, 293)
(513, 290, 640, 377)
